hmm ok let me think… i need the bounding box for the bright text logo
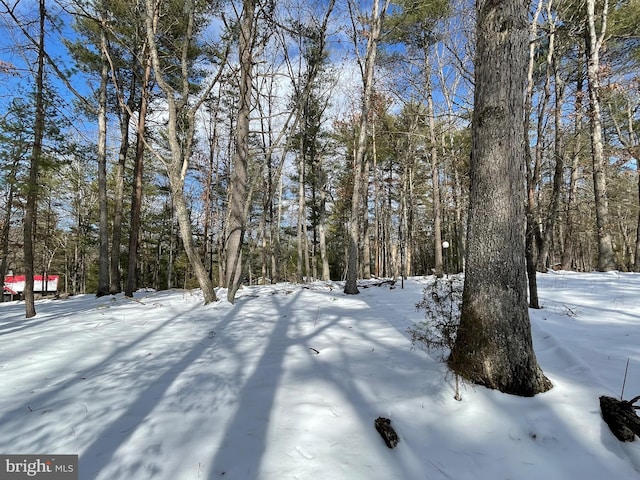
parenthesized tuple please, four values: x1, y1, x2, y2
(0, 455, 77, 480)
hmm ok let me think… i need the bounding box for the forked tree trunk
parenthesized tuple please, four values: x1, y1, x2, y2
(449, 0, 552, 396)
(144, 0, 217, 304)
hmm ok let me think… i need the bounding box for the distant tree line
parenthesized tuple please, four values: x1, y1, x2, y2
(0, 0, 638, 316)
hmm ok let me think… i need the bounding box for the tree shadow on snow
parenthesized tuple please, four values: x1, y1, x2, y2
(206, 284, 447, 480)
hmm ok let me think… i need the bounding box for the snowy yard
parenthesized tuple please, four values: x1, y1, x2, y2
(1, 271, 639, 479)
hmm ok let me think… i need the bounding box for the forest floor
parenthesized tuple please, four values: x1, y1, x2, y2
(1, 271, 639, 479)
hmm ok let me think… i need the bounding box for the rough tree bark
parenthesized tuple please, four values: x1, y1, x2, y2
(448, 0, 552, 396)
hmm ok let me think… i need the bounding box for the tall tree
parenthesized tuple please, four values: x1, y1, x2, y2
(523, 0, 544, 308)
(225, 0, 255, 302)
(124, 47, 152, 298)
(144, 0, 224, 304)
(344, 0, 390, 295)
(105, 0, 147, 295)
(95, 3, 110, 297)
(0, 100, 28, 302)
(21, 0, 48, 318)
(585, 0, 617, 271)
(385, 0, 449, 278)
(449, 0, 552, 396)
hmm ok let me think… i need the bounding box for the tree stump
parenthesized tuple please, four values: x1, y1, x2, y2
(375, 417, 399, 448)
(600, 395, 640, 442)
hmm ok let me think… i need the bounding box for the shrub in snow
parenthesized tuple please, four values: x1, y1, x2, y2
(409, 274, 464, 361)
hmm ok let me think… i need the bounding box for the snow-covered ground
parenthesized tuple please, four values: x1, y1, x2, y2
(1, 271, 639, 479)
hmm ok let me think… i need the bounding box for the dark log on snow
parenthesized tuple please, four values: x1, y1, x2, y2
(359, 279, 396, 289)
(600, 395, 640, 442)
(375, 417, 399, 448)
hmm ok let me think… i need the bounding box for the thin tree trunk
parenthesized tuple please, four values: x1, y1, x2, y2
(125, 54, 151, 297)
(428, 87, 443, 278)
(225, 0, 255, 302)
(319, 197, 330, 281)
(538, 49, 565, 272)
(0, 159, 17, 301)
(108, 48, 139, 295)
(586, 0, 616, 271)
(561, 69, 585, 270)
(361, 121, 374, 280)
(534, 3, 557, 273)
(453, 167, 465, 272)
(635, 160, 640, 271)
(144, 0, 217, 303)
(167, 197, 175, 289)
(524, 0, 543, 308)
(96, 20, 110, 297)
(607, 93, 640, 270)
(297, 151, 307, 282)
(344, 0, 390, 294)
(110, 102, 129, 294)
(23, 0, 47, 318)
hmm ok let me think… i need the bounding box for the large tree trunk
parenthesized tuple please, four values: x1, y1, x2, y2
(585, 0, 616, 272)
(449, 0, 552, 396)
(225, 0, 254, 302)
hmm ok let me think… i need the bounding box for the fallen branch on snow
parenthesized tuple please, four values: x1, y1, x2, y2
(375, 417, 399, 448)
(600, 395, 640, 442)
